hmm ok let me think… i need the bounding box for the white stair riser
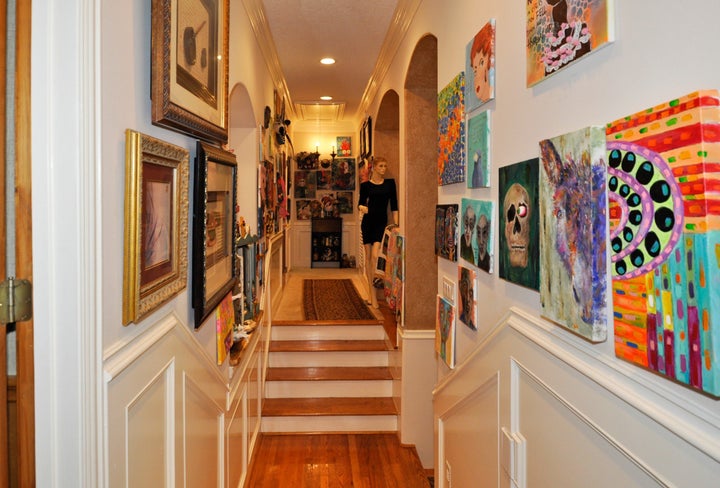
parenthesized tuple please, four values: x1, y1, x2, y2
(269, 351, 388, 367)
(271, 325, 386, 341)
(266, 380, 393, 398)
(261, 415, 398, 433)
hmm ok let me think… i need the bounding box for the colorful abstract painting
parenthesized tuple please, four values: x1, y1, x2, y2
(436, 295, 456, 368)
(498, 158, 540, 290)
(383, 228, 405, 323)
(336, 136, 352, 157)
(458, 265, 477, 331)
(435, 204, 459, 262)
(331, 157, 355, 191)
(526, 0, 615, 86)
(467, 111, 491, 188)
(607, 90, 720, 397)
(460, 198, 495, 273)
(438, 72, 466, 185)
(539, 126, 608, 342)
(465, 19, 496, 113)
(216, 292, 234, 365)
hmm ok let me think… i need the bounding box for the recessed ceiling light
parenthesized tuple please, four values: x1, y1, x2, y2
(320, 57, 335, 65)
(320, 96, 332, 101)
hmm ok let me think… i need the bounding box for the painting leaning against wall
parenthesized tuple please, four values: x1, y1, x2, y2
(539, 126, 608, 342)
(608, 90, 720, 398)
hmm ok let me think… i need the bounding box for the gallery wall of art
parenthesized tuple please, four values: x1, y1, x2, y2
(369, 0, 720, 409)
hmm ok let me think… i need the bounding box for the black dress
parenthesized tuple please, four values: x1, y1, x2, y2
(359, 178, 398, 244)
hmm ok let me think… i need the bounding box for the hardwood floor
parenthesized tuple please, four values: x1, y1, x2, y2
(245, 433, 431, 487)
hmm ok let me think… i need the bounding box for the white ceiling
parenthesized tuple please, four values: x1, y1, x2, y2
(259, 0, 400, 123)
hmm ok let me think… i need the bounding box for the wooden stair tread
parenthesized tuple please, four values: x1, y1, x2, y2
(267, 366, 393, 381)
(270, 339, 391, 352)
(272, 319, 382, 327)
(263, 397, 397, 417)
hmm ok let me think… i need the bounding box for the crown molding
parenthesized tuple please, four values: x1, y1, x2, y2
(358, 0, 422, 119)
(242, 0, 296, 120)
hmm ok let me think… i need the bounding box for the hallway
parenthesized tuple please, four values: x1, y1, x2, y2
(245, 268, 429, 486)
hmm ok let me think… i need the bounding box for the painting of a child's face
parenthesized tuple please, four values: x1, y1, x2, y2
(472, 50, 491, 102)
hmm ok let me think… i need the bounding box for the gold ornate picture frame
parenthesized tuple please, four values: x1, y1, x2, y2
(123, 129, 190, 325)
(151, 0, 229, 143)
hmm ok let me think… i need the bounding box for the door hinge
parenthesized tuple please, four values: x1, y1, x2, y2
(0, 277, 33, 324)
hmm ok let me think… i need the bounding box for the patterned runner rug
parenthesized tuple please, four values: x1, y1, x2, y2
(303, 279, 375, 320)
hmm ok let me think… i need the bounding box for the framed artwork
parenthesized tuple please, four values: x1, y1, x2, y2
(215, 291, 233, 365)
(294, 170, 317, 199)
(458, 266, 477, 331)
(467, 110, 491, 188)
(465, 19, 496, 113)
(361, 116, 372, 158)
(539, 126, 608, 342)
(331, 157, 355, 191)
(122, 129, 189, 325)
(435, 295, 456, 369)
(336, 136, 352, 157)
(498, 158, 540, 290)
(607, 90, 720, 397)
(435, 204, 459, 262)
(526, 0, 615, 86)
(192, 141, 238, 328)
(151, 0, 230, 143)
(336, 191, 354, 214)
(438, 72, 466, 186)
(460, 198, 495, 273)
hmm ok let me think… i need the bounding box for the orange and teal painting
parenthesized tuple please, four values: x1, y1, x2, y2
(608, 90, 720, 397)
(438, 72, 465, 186)
(526, 0, 614, 86)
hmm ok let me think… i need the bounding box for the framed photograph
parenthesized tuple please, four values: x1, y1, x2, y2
(192, 141, 238, 327)
(151, 0, 229, 143)
(122, 129, 190, 325)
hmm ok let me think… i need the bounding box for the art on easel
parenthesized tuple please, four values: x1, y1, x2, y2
(460, 198, 495, 273)
(438, 72, 466, 185)
(467, 110, 490, 188)
(539, 126, 608, 342)
(498, 158, 540, 290)
(435, 203, 459, 262)
(526, 0, 615, 86)
(435, 295, 455, 369)
(608, 90, 720, 397)
(458, 265, 477, 331)
(465, 19, 496, 113)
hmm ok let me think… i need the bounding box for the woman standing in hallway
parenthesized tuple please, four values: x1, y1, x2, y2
(358, 157, 399, 308)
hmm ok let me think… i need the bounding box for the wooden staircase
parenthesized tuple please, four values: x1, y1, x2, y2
(262, 319, 398, 433)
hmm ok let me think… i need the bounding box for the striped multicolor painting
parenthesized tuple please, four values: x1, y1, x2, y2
(607, 90, 720, 397)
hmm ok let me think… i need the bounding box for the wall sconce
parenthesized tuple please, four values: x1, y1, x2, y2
(330, 145, 336, 160)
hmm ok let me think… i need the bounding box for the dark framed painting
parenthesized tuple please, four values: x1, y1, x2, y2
(361, 116, 372, 158)
(123, 129, 189, 325)
(151, 0, 229, 143)
(192, 141, 238, 327)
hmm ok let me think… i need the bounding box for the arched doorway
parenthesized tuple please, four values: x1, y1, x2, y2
(403, 35, 438, 330)
(228, 83, 258, 232)
(374, 90, 400, 181)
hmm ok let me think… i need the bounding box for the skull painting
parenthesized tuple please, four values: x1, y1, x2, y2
(503, 183, 531, 267)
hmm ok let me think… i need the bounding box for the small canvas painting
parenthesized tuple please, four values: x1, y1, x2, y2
(458, 265, 477, 331)
(216, 292, 234, 365)
(332, 157, 355, 191)
(460, 198, 495, 273)
(498, 159, 540, 290)
(435, 204, 459, 262)
(526, 0, 615, 86)
(436, 295, 456, 369)
(465, 19, 496, 113)
(607, 90, 720, 397)
(336, 136, 352, 157)
(539, 126, 608, 342)
(438, 72, 466, 186)
(467, 111, 491, 188)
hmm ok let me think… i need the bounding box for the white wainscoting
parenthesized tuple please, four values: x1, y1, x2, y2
(104, 312, 264, 488)
(433, 308, 720, 488)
